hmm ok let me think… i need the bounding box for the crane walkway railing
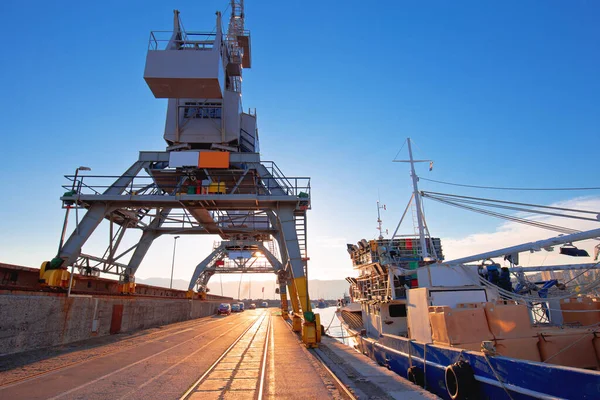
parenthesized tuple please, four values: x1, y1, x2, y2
(62, 173, 310, 199)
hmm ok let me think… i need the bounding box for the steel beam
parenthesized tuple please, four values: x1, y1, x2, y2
(126, 208, 172, 277)
(506, 263, 600, 273)
(188, 244, 226, 290)
(257, 243, 283, 271)
(443, 228, 600, 266)
(65, 194, 301, 209)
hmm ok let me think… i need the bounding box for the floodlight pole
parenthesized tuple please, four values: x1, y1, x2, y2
(170, 236, 180, 289)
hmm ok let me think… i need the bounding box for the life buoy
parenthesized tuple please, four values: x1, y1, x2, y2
(407, 366, 424, 387)
(445, 361, 477, 400)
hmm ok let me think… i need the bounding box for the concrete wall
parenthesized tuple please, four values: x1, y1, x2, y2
(0, 292, 222, 356)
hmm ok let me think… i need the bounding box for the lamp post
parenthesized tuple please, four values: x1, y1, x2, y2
(65, 166, 91, 297)
(71, 166, 91, 192)
(60, 166, 92, 253)
(170, 236, 180, 289)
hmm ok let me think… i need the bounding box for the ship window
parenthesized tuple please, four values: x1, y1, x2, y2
(389, 304, 407, 318)
(183, 102, 222, 119)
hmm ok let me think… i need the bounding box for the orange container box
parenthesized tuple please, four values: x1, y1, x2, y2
(429, 305, 493, 345)
(494, 337, 541, 362)
(538, 331, 598, 369)
(484, 301, 535, 339)
(198, 151, 230, 168)
(560, 297, 600, 327)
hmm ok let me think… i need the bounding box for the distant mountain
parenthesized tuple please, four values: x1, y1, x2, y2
(135, 277, 350, 300)
(205, 279, 350, 300)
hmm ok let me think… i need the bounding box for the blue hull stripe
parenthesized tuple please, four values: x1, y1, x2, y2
(374, 343, 564, 400)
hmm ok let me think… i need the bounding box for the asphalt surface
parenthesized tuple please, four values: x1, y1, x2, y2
(0, 309, 340, 400)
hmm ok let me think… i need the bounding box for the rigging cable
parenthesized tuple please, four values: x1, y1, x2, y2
(392, 139, 407, 162)
(422, 191, 600, 216)
(424, 194, 599, 223)
(423, 195, 580, 235)
(417, 176, 600, 191)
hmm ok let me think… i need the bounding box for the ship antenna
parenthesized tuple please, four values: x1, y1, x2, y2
(376, 200, 386, 240)
(393, 138, 432, 259)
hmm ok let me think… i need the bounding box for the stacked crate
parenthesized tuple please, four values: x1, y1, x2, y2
(429, 303, 494, 352)
(428, 300, 600, 367)
(560, 297, 600, 326)
(428, 301, 541, 361)
(537, 328, 599, 369)
(483, 301, 541, 362)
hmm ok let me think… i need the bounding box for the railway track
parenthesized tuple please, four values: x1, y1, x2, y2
(180, 311, 272, 399)
(280, 317, 358, 400)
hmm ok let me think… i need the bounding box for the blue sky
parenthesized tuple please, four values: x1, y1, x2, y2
(1, 1, 599, 285)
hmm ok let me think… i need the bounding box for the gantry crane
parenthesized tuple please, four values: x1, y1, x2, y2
(40, 1, 320, 347)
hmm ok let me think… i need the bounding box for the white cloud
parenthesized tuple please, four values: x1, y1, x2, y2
(443, 196, 600, 268)
(312, 236, 348, 248)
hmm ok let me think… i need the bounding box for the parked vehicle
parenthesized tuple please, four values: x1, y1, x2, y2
(237, 302, 245, 311)
(260, 302, 268, 308)
(231, 303, 241, 312)
(249, 303, 256, 309)
(217, 303, 231, 315)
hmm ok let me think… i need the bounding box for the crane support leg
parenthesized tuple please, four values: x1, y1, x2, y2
(270, 210, 300, 321)
(278, 206, 318, 347)
(57, 204, 117, 267)
(288, 278, 302, 331)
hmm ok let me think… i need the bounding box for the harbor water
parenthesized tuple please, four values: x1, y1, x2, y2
(316, 306, 351, 345)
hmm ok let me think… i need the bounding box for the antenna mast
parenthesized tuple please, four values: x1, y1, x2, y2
(227, 0, 246, 93)
(376, 201, 386, 240)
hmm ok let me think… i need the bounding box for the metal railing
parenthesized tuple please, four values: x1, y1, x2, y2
(63, 172, 311, 199)
(148, 31, 218, 51)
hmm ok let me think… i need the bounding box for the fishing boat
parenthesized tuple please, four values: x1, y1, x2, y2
(338, 138, 600, 400)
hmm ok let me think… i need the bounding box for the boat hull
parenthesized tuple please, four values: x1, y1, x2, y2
(337, 313, 600, 400)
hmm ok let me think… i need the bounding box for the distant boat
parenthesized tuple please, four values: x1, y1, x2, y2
(317, 299, 328, 308)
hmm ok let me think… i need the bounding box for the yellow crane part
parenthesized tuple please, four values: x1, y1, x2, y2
(293, 276, 320, 348)
(118, 282, 136, 294)
(280, 292, 289, 320)
(39, 262, 71, 289)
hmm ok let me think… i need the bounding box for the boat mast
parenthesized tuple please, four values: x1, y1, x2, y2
(407, 138, 429, 258)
